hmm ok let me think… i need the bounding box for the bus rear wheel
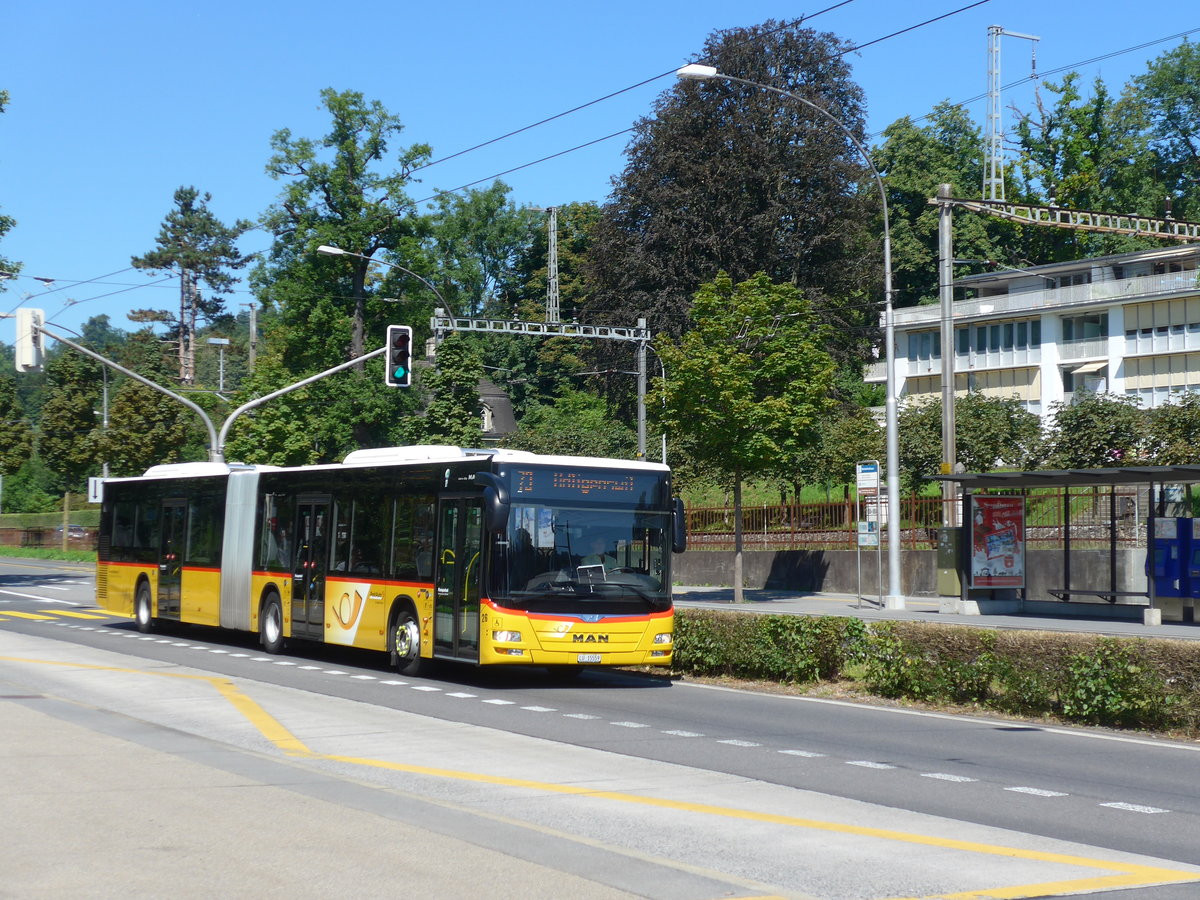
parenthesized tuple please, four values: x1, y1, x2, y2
(134, 583, 155, 634)
(391, 609, 425, 676)
(261, 596, 285, 654)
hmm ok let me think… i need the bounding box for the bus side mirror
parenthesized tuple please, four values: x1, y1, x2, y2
(473, 472, 511, 533)
(672, 496, 687, 553)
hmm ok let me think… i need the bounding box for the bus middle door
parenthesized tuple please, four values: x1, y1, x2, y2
(433, 498, 484, 660)
(291, 497, 330, 641)
(157, 499, 186, 621)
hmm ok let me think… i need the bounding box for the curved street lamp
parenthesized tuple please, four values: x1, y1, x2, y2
(676, 63, 904, 607)
(315, 245, 459, 328)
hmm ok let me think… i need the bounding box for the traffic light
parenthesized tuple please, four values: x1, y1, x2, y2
(385, 324, 413, 388)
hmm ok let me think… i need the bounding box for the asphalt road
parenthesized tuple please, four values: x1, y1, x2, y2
(3, 556, 1200, 899)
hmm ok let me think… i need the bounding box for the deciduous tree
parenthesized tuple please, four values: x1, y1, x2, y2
(654, 272, 836, 601)
(37, 352, 103, 491)
(586, 20, 876, 364)
(1040, 391, 1147, 469)
(0, 375, 33, 475)
(419, 334, 485, 447)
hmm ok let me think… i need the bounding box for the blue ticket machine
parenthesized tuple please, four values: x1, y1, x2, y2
(1151, 517, 1193, 599)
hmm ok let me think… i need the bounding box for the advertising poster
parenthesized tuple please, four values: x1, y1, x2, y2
(969, 495, 1025, 588)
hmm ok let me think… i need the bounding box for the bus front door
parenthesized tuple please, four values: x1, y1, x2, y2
(157, 499, 186, 621)
(433, 498, 484, 660)
(291, 498, 330, 641)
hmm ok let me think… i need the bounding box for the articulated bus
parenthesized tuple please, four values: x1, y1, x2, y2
(96, 446, 684, 674)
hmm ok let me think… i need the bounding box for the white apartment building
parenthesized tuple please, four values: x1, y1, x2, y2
(865, 244, 1200, 416)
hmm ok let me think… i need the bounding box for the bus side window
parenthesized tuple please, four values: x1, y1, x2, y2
(331, 500, 353, 572)
(112, 501, 136, 562)
(391, 496, 433, 580)
(260, 495, 294, 570)
(350, 497, 387, 573)
(135, 503, 159, 564)
(187, 492, 222, 566)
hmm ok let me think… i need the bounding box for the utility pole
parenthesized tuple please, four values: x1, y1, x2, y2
(985, 24, 1040, 202)
(545, 206, 560, 324)
(178, 269, 191, 384)
(937, 185, 958, 526)
(242, 301, 258, 369)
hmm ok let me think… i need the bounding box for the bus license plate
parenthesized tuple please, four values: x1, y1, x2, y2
(576, 654, 601, 664)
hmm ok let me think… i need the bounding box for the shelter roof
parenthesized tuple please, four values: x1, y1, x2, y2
(935, 465, 1200, 490)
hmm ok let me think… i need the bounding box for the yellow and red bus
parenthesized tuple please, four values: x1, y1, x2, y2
(96, 446, 683, 674)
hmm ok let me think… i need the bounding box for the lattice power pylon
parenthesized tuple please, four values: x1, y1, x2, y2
(985, 24, 1040, 202)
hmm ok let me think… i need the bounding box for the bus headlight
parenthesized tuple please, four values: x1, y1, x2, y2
(654, 632, 672, 644)
(493, 630, 522, 643)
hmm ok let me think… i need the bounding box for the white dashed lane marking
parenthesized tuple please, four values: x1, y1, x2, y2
(1101, 802, 1169, 814)
(1006, 786, 1068, 797)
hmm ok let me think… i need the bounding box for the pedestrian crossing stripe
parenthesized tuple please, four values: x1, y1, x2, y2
(41, 610, 110, 620)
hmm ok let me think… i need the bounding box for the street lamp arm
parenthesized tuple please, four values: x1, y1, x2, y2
(675, 64, 903, 606)
(316, 244, 459, 325)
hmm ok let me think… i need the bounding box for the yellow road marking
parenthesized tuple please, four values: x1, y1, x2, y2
(0, 655, 312, 756)
(0, 611, 54, 620)
(41, 610, 109, 620)
(3, 653, 1198, 899)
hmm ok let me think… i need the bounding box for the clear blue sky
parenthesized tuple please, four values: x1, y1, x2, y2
(2, 0, 1195, 337)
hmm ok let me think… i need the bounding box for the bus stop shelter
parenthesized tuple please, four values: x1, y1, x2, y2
(938, 465, 1200, 626)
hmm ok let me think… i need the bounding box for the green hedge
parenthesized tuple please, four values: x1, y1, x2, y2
(672, 609, 1200, 734)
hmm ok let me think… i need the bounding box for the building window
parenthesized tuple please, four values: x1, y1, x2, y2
(1061, 313, 1107, 342)
(1052, 271, 1092, 288)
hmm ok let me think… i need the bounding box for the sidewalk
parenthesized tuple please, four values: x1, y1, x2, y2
(672, 585, 1200, 641)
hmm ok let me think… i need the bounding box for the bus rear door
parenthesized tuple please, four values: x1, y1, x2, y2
(433, 498, 484, 660)
(291, 497, 330, 641)
(157, 499, 186, 621)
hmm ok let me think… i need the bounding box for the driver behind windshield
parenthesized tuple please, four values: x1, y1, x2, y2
(579, 535, 617, 571)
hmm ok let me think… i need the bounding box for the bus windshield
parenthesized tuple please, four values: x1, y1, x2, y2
(492, 503, 671, 615)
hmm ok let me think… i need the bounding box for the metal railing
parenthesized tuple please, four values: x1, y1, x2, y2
(685, 488, 1149, 551)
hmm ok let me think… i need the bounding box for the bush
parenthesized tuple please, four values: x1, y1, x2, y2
(671, 609, 1200, 735)
(1060, 638, 1171, 728)
(673, 610, 864, 684)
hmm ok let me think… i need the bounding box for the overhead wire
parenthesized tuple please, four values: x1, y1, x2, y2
(870, 25, 1200, 138)
(410, 0, 862, 178)
(414, 0, 994, 205)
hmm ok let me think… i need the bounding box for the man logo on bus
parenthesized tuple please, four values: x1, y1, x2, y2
(572, 634, 609, 643)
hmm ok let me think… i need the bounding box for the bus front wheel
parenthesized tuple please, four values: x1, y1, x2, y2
(261, 596, 285, 654)
(134, 583, 155, 634)
(391, 609, 425, 676)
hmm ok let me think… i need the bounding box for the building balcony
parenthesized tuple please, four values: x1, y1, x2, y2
(890, 269, 1200, 328)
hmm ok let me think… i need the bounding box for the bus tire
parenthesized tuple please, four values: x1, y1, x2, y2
(261, 595, 285, 654)
(391, 608, 425, 676)
(134, 582, 155, 634)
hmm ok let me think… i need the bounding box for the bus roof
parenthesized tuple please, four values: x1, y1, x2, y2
(107, 447, 668, 485)
(341, 446, 669, 473)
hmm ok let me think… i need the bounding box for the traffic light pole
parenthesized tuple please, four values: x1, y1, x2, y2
(216, 345, 387, 460)
(26, 313, 391, 464)
(38, 322, 221, 462)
